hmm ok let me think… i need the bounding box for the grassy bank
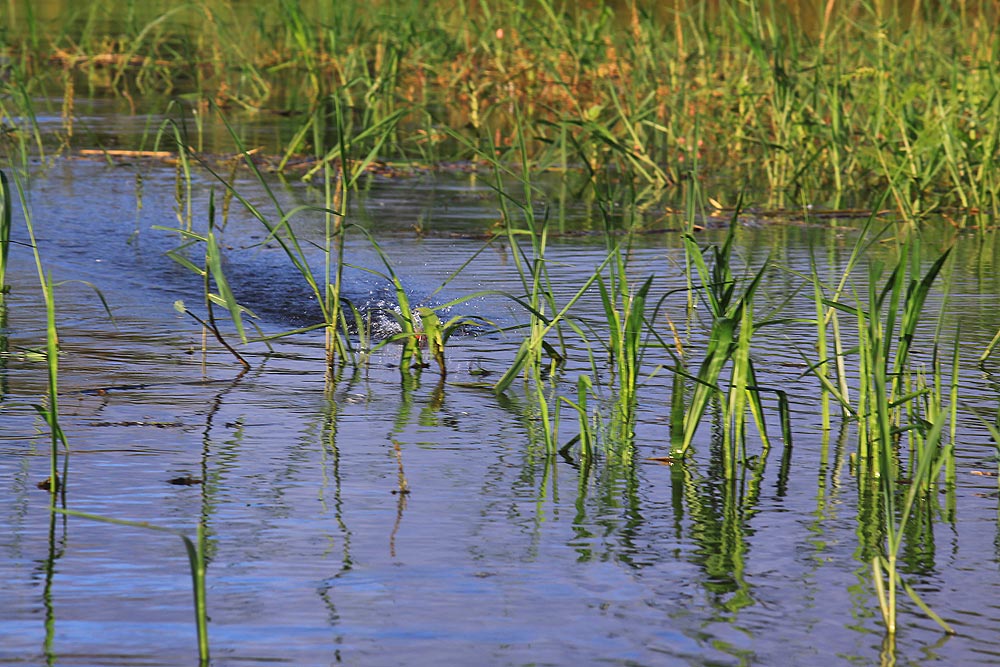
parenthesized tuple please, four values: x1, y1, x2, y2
(1, 0, 999, 217)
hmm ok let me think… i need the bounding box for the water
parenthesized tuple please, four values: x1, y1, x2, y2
(4, 126, 1000, 666)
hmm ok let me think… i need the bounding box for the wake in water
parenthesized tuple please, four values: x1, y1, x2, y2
(218, 255, 447, 340)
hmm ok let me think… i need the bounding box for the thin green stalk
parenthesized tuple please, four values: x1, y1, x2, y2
(0, 170, 10, 295)
(812, 236, 953, 635)
(53, 508, 210, 663)
(322, 101, 348, 369)
(8, 169, 69, 497)
(597, 270, 652, 441)
(39, 272, 66, 501)
(809, 248, 830, 431)
(558, 375, 595, 459)
(154, 193, 254, 370)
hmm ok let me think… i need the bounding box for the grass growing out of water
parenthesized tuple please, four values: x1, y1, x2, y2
(0, 171, 10, 296)
(462, 120, 628, 454)
(668, 218, 793, 473)
(3, 167, 214, 661)
(596, 267, 652, 446)
(6, 0, 1000, 649)
(37, 271, 66, 499)
(807, 237, 956, 635)
(3, 164, 213, 661)
(158, 191, 254, 370)
(1, 168, 69, 497)
(174, 106, 353, 366)
(53, 509, 211, 664)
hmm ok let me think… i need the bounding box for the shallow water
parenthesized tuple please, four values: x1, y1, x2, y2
(4, 146, 1000, 667)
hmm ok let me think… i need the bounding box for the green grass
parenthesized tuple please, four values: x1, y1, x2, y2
(668, 216, 789, 467)
(2, 0, 999, 218)
(804, 230, 956, 634)
(53, 508, 211, 664)
(1, 165, 213, 662)
(0, 170, 11, 296)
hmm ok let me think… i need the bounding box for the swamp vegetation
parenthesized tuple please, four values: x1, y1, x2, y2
(2, 0, 1000, 665)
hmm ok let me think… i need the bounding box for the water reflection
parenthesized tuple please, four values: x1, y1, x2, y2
(4, 154, 1000, 664)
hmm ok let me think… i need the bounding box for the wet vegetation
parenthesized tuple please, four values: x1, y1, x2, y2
(2, 0, 998, 217)
(3, 0, 1000, 664)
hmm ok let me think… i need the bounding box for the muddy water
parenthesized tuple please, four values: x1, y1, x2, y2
(4, 149, 1000, 667)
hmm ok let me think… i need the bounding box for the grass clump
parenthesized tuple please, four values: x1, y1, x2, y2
(4, 0, 998, 652)
(806, 230, 957, 635)
(668, 216, 795, 472)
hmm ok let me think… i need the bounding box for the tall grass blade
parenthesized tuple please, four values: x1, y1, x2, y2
(0, 170, 10, 295)
(53, 508, 210, 662)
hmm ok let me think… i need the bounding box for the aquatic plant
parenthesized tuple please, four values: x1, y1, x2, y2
(36, 269, 67, 501)
(350, 229, 424, 373)
(8, 162, 213, 657)
(596, 270, 652, 445)
(0, 167, 68, 498)
(0, 170, 10, 296)
(557, 375, 596, 460)
(157, 194, 255, 370)
(148, 119, 259, 366)
(0, 80, 46, 162)
(171, 107, 349, 365)
(806, 233, 955, 635)
(473, 122, 626, 453)
(7, 2, 1000, 653)
(668, 219, 785, 470)
(53, 508, 211, 664)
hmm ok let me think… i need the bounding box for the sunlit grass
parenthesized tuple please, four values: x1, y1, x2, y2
(2, 0, 998, 216)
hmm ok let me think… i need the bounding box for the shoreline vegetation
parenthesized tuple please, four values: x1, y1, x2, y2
(1, 0, 998, 220)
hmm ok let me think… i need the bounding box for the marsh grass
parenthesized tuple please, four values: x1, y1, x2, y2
(1, 167, 69, 499)
(5, 0, 1000, 647)
(36, 270, 68, 502)
(169, 109, 349, 359)
(464, 121, 630, 453)
(596, 270, 652, 443)
(4, 1, 998, 215)
(349, 232, 424, 373)
(4, 162, 212, 655)
(668, 218, 794, 468)
(805, 232, 956, 634)
(53, 508, 211, 664)
(156, 192, 255, 370)
(0, 81, 46, 161)
(581, 192, 686, 454)
(561, 245, 662, 459)
(813, 242, 952, 463)
(0, 170, 11, 295)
